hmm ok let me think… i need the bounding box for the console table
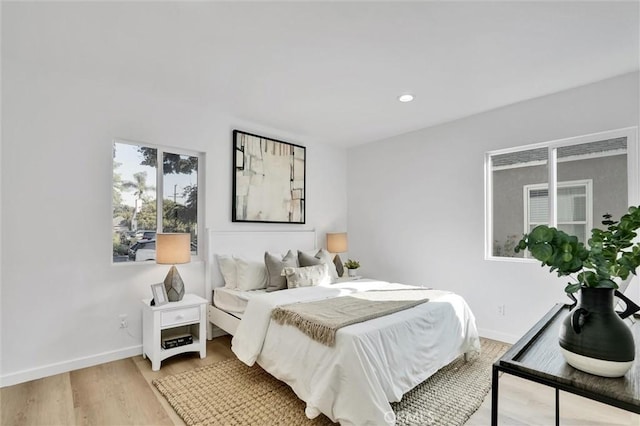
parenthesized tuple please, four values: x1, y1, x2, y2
(491, 303, 639, 425)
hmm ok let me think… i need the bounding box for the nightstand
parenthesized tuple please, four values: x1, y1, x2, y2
(141, 293, 207, 371)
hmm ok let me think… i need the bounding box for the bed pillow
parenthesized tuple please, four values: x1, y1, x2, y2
(235, 257, 268, 291)
(217, 255, 237, 289)
(298, 250, 323, 267)
(298, 249, 339, 282)
(265, 250, 298, 292)
(316, 249, 340, 281)
(282, 263, 331, 288)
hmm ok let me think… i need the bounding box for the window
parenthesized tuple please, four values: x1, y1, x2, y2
(486, 127, 638, 259)
(524, 180, 592, 244)
(112, 140, 203, 263)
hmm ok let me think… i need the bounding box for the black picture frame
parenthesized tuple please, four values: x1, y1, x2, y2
(232, 130, 306, 224)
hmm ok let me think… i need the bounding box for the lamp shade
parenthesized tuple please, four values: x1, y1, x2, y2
(156, 233, 191, 265)
(327, 232, 348, 253)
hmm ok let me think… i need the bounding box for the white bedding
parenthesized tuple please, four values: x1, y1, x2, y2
(212, 286, 266, 315)
(231, 279, 480, 425)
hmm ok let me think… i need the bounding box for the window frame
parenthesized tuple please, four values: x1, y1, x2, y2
(112, 138, 205, 264)
(523, 179, 593, 256)
(485, 127, 639, 262)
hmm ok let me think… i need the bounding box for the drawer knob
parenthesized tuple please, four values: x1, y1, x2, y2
(176, 314, 184, 320)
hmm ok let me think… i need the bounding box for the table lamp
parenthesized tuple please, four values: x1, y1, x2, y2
(327, 232, 348, 277)
(156, 233, 191, 302)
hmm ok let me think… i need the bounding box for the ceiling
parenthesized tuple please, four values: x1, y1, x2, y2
(3, 1, 639, 147)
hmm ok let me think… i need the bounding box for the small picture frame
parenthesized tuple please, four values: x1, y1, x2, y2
(151, 283, 168, 306)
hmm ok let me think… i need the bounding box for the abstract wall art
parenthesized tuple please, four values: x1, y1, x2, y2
(232, 130, 306, 223)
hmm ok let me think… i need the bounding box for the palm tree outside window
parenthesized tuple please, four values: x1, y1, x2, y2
(112, 141, 203, 263)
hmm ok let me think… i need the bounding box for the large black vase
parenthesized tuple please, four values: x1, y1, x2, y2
(559, 287, 639, 377)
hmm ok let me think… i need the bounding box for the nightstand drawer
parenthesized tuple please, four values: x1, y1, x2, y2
(161, 306, 200, 327)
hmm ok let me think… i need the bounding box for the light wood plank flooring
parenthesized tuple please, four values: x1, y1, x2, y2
(2, 336, 638, 425)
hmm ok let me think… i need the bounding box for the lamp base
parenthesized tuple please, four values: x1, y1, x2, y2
(164, 265, 185, 302)
(333, 254, 344, 277)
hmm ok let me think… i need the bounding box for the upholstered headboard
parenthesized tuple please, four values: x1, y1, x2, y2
(205, 230, 317, 301)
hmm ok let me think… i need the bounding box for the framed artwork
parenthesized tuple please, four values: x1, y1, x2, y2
(232, 130, 306, 223)
(151, 283, 168, 306)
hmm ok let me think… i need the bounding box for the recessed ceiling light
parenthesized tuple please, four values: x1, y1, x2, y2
(398, 94, 414, 103)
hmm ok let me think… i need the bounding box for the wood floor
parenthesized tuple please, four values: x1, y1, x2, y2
(2, 336, 638, 425)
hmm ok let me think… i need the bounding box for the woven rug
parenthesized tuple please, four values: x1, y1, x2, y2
(153, 338, 509, 426)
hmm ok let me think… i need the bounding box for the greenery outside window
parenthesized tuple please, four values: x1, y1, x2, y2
(486, 127, 638, 260)
(112, 140, 204, 263)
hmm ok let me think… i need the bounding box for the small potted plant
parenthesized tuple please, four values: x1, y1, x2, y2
(344, 259, 361, 277)
(515, 206, 640, 377)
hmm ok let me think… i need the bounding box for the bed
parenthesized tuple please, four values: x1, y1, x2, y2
(205, 230, 318, 337)
(205, 230, 480, 425)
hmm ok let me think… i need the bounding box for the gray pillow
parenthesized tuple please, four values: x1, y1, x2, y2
(298, 249, 339, 281)
(298, 250, 324, 267)
(265, 250, 298, 292)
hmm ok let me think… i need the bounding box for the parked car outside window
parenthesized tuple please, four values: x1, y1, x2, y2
(135, 240, 156, 262)
(135, 230, 156, 241)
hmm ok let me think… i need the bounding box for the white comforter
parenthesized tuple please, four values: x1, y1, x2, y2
(231, 280, 480, 425)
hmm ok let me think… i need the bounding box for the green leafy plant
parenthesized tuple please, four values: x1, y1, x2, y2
(515, 206, 640, 294)
(344, 259, 361, 269)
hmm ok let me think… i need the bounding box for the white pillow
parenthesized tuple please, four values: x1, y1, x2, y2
(282, 263, 331, 288)
(298, 249, 338, 282)
(316, 248, 339, 281)
(235, 257, 268, 291)
(298, 249, 339, 282)
(217, 255, 237, 289)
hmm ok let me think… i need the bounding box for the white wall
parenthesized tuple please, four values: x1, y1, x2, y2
(0, 64, 347, 385)
(0, 0, 3, 385)
(347, 72, 640, 343)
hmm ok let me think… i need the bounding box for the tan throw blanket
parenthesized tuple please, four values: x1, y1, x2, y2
(271, 289, 449, 346)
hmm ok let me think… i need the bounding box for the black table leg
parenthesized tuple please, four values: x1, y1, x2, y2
(491, 365, 499, 426)
(555, 387, 560, 426)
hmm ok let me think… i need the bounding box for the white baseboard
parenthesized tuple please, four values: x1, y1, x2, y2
(478, 327, 519, 345)
(1, 328, 515, 387)
(1, 345, 142, 388)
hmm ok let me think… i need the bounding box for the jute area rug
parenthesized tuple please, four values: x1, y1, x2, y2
(153, 338, 509, 426)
